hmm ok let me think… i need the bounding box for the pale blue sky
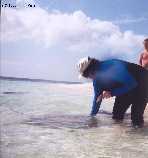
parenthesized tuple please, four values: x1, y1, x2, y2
(37, 0, 148, 34)
(1, 0, 148, 81)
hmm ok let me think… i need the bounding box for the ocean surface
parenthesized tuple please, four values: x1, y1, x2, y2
(0, 79, 148, 158)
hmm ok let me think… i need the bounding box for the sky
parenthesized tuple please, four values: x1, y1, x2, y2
(1, 0, 148, 81)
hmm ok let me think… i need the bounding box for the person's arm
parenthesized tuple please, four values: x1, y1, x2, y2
(90, 80, 103, 116)
(139, 53, 143, 66)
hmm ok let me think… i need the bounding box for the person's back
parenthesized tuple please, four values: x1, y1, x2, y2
(93, 59, 138, 95)
(126, 61, 148, 82)
(124, 61, 148, 103)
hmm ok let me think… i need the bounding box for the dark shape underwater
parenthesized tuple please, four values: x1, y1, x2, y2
(24, 110, 130, 129)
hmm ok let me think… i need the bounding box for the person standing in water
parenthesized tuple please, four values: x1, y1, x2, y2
(77, 57, 148, 128)
(139, 38, 148, 69)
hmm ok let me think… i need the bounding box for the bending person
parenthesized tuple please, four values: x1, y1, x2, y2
(77, 57, 148, 127)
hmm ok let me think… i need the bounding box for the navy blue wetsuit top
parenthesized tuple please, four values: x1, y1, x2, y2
(91, 59, 138, 116)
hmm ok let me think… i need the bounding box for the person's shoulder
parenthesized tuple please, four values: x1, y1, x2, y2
(140, 51, 145, 56)
(101, 59, 126, 67)
(104, 58, 124, 62)
(107, 59, 127, 64)
(143, 51, 148, 57)
(102, 59, 120, 63)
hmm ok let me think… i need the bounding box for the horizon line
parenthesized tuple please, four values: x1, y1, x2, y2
(0, 75, 82, 84)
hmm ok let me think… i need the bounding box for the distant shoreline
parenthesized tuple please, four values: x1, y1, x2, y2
(0, 76, 82, 84)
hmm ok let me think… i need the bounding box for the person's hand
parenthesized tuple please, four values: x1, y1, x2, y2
(96, 94, 103, 103)
(96, 91, 112, 103)
(102, 91, 112, 99)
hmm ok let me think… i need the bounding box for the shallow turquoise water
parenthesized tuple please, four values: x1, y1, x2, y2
(0, 79, 148, 158)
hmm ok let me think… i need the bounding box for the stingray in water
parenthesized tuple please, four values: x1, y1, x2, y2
(24, 110, 131, 129)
